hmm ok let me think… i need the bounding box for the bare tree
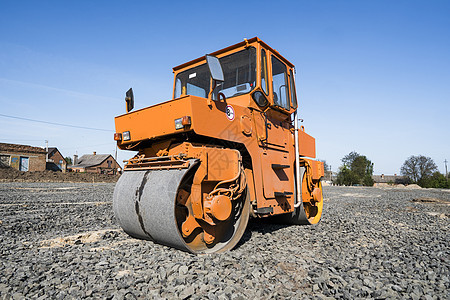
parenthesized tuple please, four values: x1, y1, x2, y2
(401, 155, 437, 183)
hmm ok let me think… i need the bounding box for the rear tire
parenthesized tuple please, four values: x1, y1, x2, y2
(272, 166, 323, 225)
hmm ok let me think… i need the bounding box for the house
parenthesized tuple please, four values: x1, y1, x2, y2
(46, 147, 67, 172)
(372, 174, 409, 186)
(69, 152, 120, 175)
(0, 143, 47, 171)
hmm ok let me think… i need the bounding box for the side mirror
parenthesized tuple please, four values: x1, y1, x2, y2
(206, 55, 224, 82)
(125, 88, 134, 113)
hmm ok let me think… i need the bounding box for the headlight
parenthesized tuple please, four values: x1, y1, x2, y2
(175, 116, 191, 130)
(175, 118, 183, 130)
(122, 131, 131, 141)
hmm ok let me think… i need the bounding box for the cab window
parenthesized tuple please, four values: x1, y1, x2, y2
(271, 56, 290, 110)
(213, 47, 256, 99)
(261, 49, 269, 95)
(289, 69, 297, 109)
(174, 64, 210, 98)
(175, 47, 256, 100)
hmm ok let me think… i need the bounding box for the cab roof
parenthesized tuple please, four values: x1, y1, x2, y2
(172, 37, 295, 72)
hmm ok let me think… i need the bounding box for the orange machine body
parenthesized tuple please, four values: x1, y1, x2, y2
(115, 37, 323, 218)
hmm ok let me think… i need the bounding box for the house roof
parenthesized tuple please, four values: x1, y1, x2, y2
(48, 147, 57, 155)
(71, 154, 112, 168)
(47, 147, 64, 159)
(372, 174, 408, 184)
(0, 143, 47, 154)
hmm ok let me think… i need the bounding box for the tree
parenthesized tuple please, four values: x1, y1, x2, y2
(335, 151, 374, 186)
(400, 155, 437, 186)
(342, 151, 360, 167)
(335, 166, 359, 186)
(420, 172, 450, 189)
(64, 157, 72, 165)
(362, 174, 375, 186)
(351, 155, 373, 179)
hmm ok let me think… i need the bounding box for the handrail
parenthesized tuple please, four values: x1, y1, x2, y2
(293, 110, 302, 208)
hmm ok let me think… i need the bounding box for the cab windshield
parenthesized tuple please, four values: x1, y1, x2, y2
(174, 47, 256, 99)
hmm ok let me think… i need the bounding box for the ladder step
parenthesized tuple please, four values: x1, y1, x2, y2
(256, 207, 273, 214)
(272, 164, 290, 169)
(274, 191, 293, 197)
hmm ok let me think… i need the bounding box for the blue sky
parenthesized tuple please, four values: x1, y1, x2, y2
(0, 0, 449, 175)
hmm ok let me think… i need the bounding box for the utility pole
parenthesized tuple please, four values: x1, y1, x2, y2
(45, 140, 49, 162)
(445, 159, 448, 178)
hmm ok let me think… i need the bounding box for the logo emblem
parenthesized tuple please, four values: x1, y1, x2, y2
(226, 105, 235, 121)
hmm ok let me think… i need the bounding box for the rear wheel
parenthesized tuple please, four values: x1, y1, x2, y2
(301, 179, 323, 224)
(274, 166, 323, 225)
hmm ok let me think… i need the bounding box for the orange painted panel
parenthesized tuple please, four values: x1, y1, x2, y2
(115, 97, 192, 146)
(303, 158, 324, 180)
(205, 148, 240, 181)
(260, 149, 294, 199)
(266, 117, 289, 148)
(298, 129, 316, 158)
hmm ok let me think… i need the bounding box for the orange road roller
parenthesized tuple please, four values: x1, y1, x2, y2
(113, 37, 324, 254)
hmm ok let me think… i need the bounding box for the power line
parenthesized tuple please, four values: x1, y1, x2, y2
(0, 138, 44, 142)
(0, 113, 113, 132)
(59, 142, 115, 151)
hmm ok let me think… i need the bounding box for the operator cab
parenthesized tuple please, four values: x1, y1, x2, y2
(172, 37, 298, 117)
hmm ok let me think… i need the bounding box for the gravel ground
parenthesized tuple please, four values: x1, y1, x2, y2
(0, 167, 119, 183)
(0, 183, 448, 299)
